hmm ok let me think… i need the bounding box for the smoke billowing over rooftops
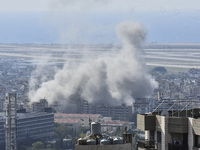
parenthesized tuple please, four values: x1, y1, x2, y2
(28, 21, 158, 107)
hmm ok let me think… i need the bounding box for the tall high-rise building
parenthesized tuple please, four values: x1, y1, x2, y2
(5, 93, 17, 150)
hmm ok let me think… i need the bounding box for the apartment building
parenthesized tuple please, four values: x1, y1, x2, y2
(54, 113, 112, 130)
(81, 100, 132, 121)
(101, 120, 134, 133)
(31, 98, 48, 112)
(137, 108, 200, 150)
(0, 112, 54, 148)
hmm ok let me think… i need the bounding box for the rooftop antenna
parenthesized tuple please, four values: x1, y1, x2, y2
(167, 99, 179, 117)
(180, 100, 192, 117)
(152, 99, 165, 113)
(192, 98, 194, 118)
(177, 98, 197, 118)
(178, 97, 180, 118)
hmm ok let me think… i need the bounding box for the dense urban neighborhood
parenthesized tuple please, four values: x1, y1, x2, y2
(1, 44, 200, 150)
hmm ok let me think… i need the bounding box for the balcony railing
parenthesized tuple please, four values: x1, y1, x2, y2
(168, 143, 188, 150)
(137, 140, 155, 149)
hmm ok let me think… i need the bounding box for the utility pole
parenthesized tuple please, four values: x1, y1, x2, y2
(5, 93, 17, 150)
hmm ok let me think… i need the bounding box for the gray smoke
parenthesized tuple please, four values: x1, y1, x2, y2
(28, 21, 157, 107)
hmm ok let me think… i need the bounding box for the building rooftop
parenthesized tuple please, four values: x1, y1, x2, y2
(150, 107, 200, 118)
(55, 113, 103, 118)
(101, 121, 134, 126)
(54, 118, 80, 124)
(0, 112, 53, 120)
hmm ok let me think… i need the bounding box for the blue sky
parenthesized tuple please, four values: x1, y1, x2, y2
(1, 0, 200, 44)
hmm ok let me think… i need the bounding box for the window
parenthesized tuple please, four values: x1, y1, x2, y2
(157, 131, 161, 143)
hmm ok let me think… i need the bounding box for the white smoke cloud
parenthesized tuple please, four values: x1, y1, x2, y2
(28, 21, 158, 107)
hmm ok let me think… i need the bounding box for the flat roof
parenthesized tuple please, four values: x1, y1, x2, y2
(55, 113, 102, 118)
(0, 112, 53, 120)
(101, 121, 134, 126)
(54, 118, 80, 124)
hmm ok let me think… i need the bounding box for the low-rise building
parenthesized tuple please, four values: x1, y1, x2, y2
(101, 121, 134, 133)
(31, 98, 48, 112)
(54, 113, 112, 129)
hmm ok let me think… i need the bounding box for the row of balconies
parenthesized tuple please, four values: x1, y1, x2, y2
(137, 140, 155, 149)
(17, 120, 54, 126)
(17, 124, 54, 131)
(168, 143, 188, 150)
(18, 116, 53, 121)
(17, 127, 53, 135)
(137, 140, 190, 150)
(18, 117, 53, 122)
(137, 114, 189, 133)
(17, 116, 54, 123)
(17, 124, 53, 130)
(17, 120, 53, 127)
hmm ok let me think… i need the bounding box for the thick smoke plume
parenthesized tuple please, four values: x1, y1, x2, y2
(28, 22, 157, 107)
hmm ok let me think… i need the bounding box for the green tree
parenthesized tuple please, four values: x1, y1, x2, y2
(151, 66, 167, 75)
(79, 132, 85, 138)
(46, 144, 52, 149)
(76, 126, 90, 137)
(31, 141, 44, 149)
(54, 123, 74, 139)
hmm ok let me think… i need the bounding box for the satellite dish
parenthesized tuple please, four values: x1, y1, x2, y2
(161, 110, 169, 116)
(85, 131, 90, 136)
(146, 112, 153, 115)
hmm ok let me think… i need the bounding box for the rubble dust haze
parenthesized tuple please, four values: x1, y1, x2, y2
(28, 22, 158, 108)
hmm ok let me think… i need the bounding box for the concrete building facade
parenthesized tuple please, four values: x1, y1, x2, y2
(101, 121, 134, 133)
(5, 93, 17, 150)
(0, 112, 54, 149)
(31, 98, 48, 112)
(53, 99, 132, 121)
(54, 113, 112, 130)
(137, 108, 200, 150)
(80, 100, 132, 121)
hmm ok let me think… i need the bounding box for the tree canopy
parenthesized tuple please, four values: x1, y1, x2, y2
(151, 66, 167, 74)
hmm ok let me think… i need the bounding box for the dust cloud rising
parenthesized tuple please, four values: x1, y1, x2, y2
(28, 21, 157, 107)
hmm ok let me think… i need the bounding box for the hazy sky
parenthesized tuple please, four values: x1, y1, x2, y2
(0, 0, 200, 43)
(0, 0, 200, 12)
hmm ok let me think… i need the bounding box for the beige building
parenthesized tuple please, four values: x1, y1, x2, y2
(54, 113, 112, 129)
(101, 121, 134, 133)
(137, 108, 200, 150)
